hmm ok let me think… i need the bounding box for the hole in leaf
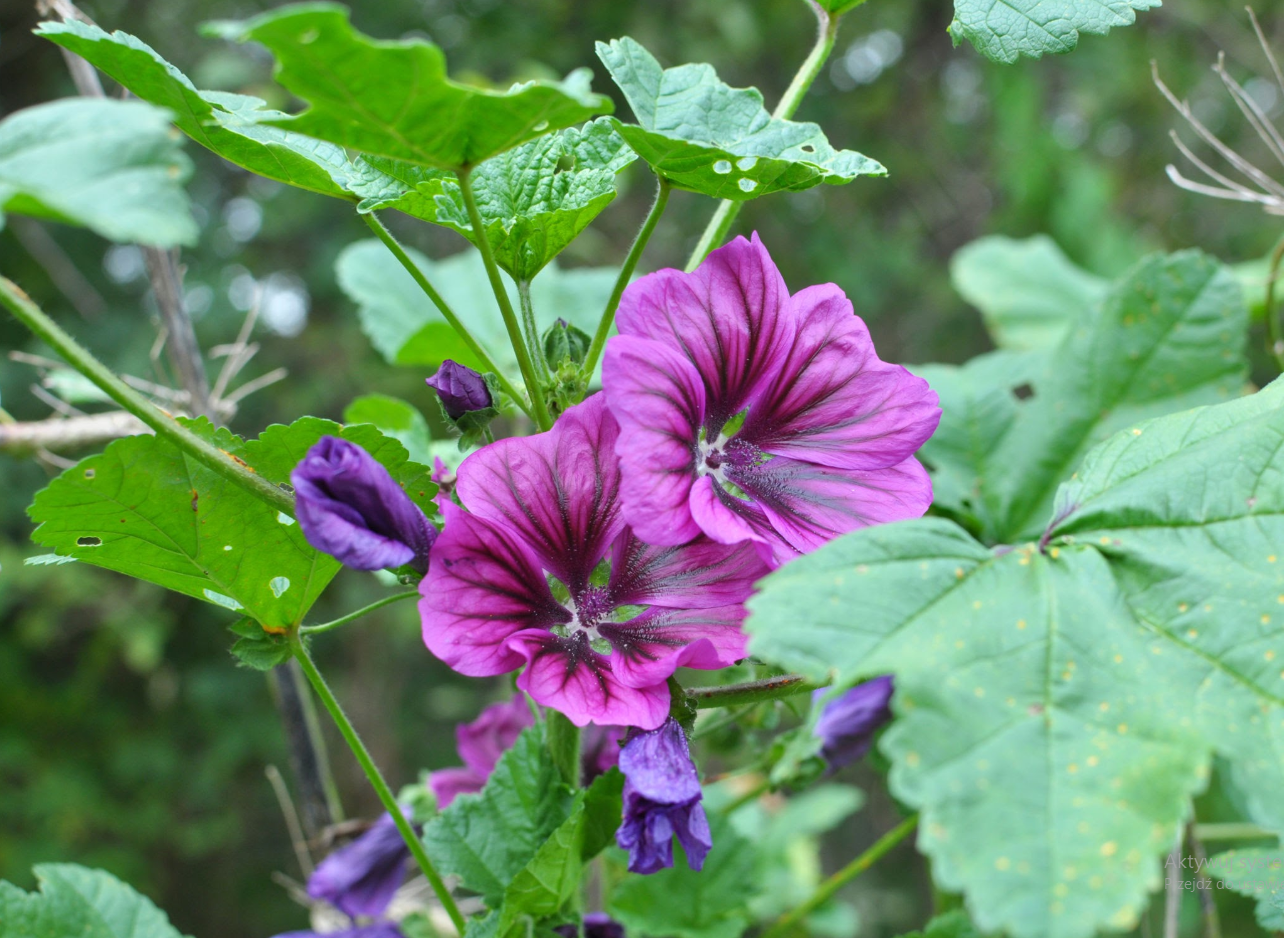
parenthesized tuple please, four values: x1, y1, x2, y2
(77, 536, 102, 547)
(800, 144, 815, 153)
(84, 468, 96, 479)
(1011, 383, 1034, 401)
(278, 482, 294, 494)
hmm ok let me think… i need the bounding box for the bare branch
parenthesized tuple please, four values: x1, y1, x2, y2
(0, 411, 148, 457)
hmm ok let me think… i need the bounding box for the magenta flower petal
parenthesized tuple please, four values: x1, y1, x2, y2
(427, 767, 487, 809)
(738, 284, 941, 470)
(507, 631, 670, 729)
(616, 234, 792, 428)
(727, 453, 933, 561)
(602, 337, 706, 546)
(608, 531, 768, 610)
(420, 502, 569, 676)
(600, 605, 749, 688)
(687, 475, 776, 550)
(455, 395, 623, 593)
(454, 696, 535, 776)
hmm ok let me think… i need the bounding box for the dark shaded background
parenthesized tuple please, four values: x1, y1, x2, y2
(1, 0, 1281, 934)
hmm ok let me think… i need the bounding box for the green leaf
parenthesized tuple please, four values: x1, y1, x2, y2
(746, 380, 1284, 938)
(608, 814, 758, 938)
(925, 249, 1248, 544)
(35, 20, 361, 199)
(344, 394, 434, 466)
(1205, 849, 1284, 930)
(816, 0, 871, 14)
(227, 617, 292, 670)
(950, 235, 1106, 350)
(499, 770, 622, 929)
(595, 37, 883, 200)
(214, 3, 610, 170)
(0, 98, 195, 246)
(354, 119, 637, 281)
(335, 239, 617, 377)
(27, 417, 434, 628)
(895, 911, 983, 938)
(949, 0, 1160, 64)
(0, 863, 190, 938)
(423, 725, 574, 906)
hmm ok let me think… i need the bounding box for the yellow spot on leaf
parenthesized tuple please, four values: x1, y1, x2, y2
(1101, 841, 1118, 857)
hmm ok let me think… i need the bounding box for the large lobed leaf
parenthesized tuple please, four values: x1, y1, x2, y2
(921, 249, 1248, 545)
(335, 239, 617, 378)
(0, 98, 195, 246)
(746, 379, 1284, 938)
(1206, 849, 1284, 930)
(28, 417, 434, 630)
(949, 0, 1161, 64)
(0, 863, 190, 938)
(353, 119, 637, 281)
(36, 20, 362, 199)
(213, 3, 610, 171)
(596, 37, 883, 201)
(950, 235, 1106, 351)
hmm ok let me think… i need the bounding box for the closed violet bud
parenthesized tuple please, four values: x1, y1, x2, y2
(615, 718, 712, 875)
(427, 360, 492, 420)
(554, 913, 625, 938)
(812, 675, 895, 771)
(306, 809, 413, 919)
(291, 436, 436, 574)
(275, 923, 404, 938)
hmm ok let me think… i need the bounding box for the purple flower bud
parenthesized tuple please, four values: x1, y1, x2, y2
(812, 676, 895, 770)
(554, 914, 625, 938)
(429, 697, 534, 808)
(291, 436, 436, 573)
(616, 718, 712, 875)
(306, 810, 413, 918)
(427, 360, 493, 420)
(275, 925, 404, 938)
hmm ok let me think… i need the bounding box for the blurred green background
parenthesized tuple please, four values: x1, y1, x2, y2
(1, 0, 1282, 935)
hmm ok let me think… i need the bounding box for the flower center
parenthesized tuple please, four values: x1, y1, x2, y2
(565, 586, 612, 641)
(697, 432, 731, 483)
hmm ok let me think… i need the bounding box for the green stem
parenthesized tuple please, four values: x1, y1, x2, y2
(581, 175, 672, 379)
(363, 212, 531, 419)
(759, 814, 918, 938)
(684, 2, 841, 272)
(517, 279, 548, 377)
(1264, 231, 1284, 373)
(0, 276, 294, 516)
(689, 673, 823, 709)
(289, 633, 468, 933)
(721, 778, 771, 814)
(300, 592, 419, 635)
(546, 709, 582, 789)
(456, 169, 552, 430)
(1192, 822, 1278, 841)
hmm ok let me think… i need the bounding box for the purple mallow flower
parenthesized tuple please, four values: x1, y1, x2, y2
(306, 809, 412, 919)
(583, 723, 626, 782)
(292, 437, 436, 573)
(813, 676, 895, 770)
(419, 395, 769, 729)
(602, 234, 941, 565)
(429, 696, 534, 807)
(427, 360, 493, 420)
(616, 718, 712, 874)
(555, 914, 625, 938)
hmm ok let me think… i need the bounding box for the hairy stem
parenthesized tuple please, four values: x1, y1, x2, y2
(688, 673, 823, 709)
(546, 709, 583, 789)
(456, 169, 552, 430)
(289, 633, 467, 933)
(518, 279, 548, 377)
(581, 175, 672, 378)
(362, 212, 530, 418)
(300, 592, 420, 635)
(0, 277, 294, 516)
(1265, 230, 1284, 372)
(684, 2, 840, 272)
(760, 814, 918, 938)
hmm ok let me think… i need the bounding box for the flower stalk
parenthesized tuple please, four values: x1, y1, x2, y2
(688, 674, 823, 709)
(0, 276, 295, 517)
(456, 167, 553, 430)
(288, 631, 468, 934)
(362, 211, 531, 418)
(581, 175, 671, 379)
(300, 592, 420, 635)
(685, 2, 842, 271)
